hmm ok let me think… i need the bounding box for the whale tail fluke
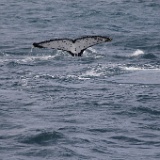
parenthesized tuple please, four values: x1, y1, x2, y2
(33, 35, 112, 56)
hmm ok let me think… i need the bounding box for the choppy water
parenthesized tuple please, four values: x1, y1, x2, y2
(0, 0, 160, 159)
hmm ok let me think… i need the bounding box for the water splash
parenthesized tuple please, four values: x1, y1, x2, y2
(30, 45, 34, 53)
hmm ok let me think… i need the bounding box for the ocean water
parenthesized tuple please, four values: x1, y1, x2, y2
(0, 0, 160, 159)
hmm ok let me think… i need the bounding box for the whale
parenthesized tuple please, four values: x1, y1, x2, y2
(33, 35, 112, 56)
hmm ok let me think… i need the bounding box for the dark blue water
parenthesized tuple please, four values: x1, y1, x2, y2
(0, 0, 160, 159)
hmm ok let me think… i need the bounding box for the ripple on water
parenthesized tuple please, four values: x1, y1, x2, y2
(20, 131, 65, 145)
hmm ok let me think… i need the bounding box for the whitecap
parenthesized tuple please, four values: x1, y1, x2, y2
(122, 66, 144, 71)
(120, 65, 160, 71)
(131, 49, 144, 57)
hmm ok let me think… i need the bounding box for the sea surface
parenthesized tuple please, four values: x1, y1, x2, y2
(0, 0, 160, 160)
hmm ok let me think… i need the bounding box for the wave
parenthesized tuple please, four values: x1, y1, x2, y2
(121, 66, 160, 71)
(142, 53, 157, 59)
(1, 48, 160, 85)
(0, 53, 62, 66)
(132, 106, 160, 116)
(130, 49, 157, 59)
(114, 49, 157, 59)
(31, 61, 160, 84)
(20, 131, 64, 145)
(130, 49, 144, 57)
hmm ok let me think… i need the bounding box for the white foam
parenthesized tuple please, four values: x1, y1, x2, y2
(122, 66, 144, 71)
(131, 49, 144, 57)
(122, 66, 160, 71)
(78, 77, 90, 80)
(80, 68, 102, 78)
(20, 55, 57, 63)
